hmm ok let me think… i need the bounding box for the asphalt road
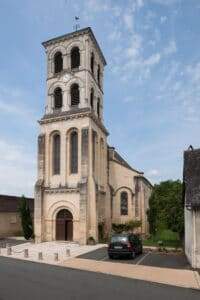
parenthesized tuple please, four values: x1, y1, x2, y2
(0, 256, 199, 300)
(78, 247, 191, 269)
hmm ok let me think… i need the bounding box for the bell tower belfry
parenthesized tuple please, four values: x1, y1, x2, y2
(34, 27, 111, 244)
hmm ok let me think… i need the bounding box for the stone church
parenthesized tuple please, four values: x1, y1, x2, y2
(34, 27, 152, 245)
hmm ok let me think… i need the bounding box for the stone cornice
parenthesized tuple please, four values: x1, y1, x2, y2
(44, 187, 79, 194)
(42, 27, 107, 66)
(39, 108, 109, 136)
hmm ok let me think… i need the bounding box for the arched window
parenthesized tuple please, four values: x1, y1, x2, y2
(91, 52, 94, 74)
(71, 83, 80, 106)
(52, 134, 60, 175)
(54, 52, 63, 74)
(97, 65, 100, 85)
(120, 192, 128, 215)
(97, 98, 100, 118)
(70, 131, 78, 174)
(71, 47, 80, 69)
(90, 88, 94, 109)
(54, 87, 62, 109)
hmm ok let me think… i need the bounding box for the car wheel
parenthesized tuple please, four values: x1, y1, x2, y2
(109, 254, 114, 259)
(130, 251, 136, 259)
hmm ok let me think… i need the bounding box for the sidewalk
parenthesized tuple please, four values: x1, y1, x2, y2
(61, 258, 200, 290)
(0, 242, 106, 265)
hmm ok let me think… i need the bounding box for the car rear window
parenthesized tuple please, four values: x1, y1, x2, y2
(111, 236, 128, 243)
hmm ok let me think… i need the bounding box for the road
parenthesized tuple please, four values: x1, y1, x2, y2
(78, 247, 191, 269)
(0, 256, 199, 300)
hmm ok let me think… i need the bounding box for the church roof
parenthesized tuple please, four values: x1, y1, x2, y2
(0, 195, 34, 213)
(183, 147, 200, 209)
(42, 27, 107, 66)
(109, 146, 143, 174)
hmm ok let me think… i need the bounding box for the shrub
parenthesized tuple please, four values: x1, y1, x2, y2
(18, 195, 33, 240)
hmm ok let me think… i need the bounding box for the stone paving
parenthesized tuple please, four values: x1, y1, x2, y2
(0, 241, 106, 265)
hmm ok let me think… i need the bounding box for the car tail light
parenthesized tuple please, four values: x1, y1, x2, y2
(127, 242, 132, 249)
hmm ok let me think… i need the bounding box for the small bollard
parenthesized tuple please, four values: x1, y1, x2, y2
(7, 247, 12, 256)
(54, 253, 59, 262)
(66, 249, 70, 257)
(24, 249, 29, 258)
(38, 252, 43, 260)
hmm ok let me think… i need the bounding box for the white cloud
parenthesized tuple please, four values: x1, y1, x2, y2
(144, 53, 161, 66)
(160, 16, 167, 24)
(123, 13, 134, 31)
(0, 138, 36, 197)
(163, 40, 177, 56)
(108, 29, 121, 41)
(151, 0, 179, 5)
(147, 169, 159, 176)
(125, 34, 142, 58)
(0, 85, 37, 122)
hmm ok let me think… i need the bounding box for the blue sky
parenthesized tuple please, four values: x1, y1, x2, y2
(0, 0, 199, 196)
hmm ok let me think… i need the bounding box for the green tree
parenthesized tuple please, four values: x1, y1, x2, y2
(147, 180, 184, 238)
(18, 195, 33, 240)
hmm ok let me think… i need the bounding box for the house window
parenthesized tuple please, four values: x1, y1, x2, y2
(53, 134, 60, 175)
(90, 88, 94, 109)
(70, 131, 78, 174)
(71, 83, 80, 106)
(54, 87, 62, 109)
(120, 192, 128, 215)
(71, 47, 80, 69)
(54, 52, 63, 74)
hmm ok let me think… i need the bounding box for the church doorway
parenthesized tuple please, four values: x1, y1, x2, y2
(56, 209, 73, 241)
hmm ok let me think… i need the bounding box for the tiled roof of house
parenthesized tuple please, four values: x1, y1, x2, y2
(183, 147, 200, 209)
(0, 195, 34, 213)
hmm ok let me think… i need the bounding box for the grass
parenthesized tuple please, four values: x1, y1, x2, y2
(143, 229, 182, 248)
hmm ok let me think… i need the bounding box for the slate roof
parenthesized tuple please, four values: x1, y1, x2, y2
(113, 150, 143, 174)
(183, 148, 200, 209)
(0, 195, 34, 213)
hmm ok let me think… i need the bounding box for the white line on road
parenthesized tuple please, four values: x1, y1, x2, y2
(101, 255, 108, 261)
(136, 252, 150, 265)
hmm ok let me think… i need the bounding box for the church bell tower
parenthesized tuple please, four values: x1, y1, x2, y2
(34, 27, 111, 244)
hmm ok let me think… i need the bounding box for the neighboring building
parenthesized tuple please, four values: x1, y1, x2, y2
(0, 195, 34, 238)
(183, 147, 200, 268)
(34, 27, 152, 245)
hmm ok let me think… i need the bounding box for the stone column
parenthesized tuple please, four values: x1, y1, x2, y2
(34, 134, 45, 243)
(79, 128, 89, 244)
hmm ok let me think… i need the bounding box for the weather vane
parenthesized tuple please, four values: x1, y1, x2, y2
(73, 16, 80, 31)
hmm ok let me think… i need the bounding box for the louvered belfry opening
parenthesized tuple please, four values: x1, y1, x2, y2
(90, 88, 94, 109)
(71, 47, 80, 69)
(54, 87, 62, 109)
(97, 98, 100, 117)
(54, 52, 63, 74)
(70, 131, 78, 174)
(97, 65, 100, 85)
(91, 52, 94, 73)
(71, 83, 80, 106)
(53, 134, 60, 175)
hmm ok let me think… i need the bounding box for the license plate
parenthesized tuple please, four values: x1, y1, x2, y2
(114, 246, 122, 249)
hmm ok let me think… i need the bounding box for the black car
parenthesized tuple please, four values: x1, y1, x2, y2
(108, 233, 143, 259)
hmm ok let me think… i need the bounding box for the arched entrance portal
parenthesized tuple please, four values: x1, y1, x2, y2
(56, 209, 73, 241)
